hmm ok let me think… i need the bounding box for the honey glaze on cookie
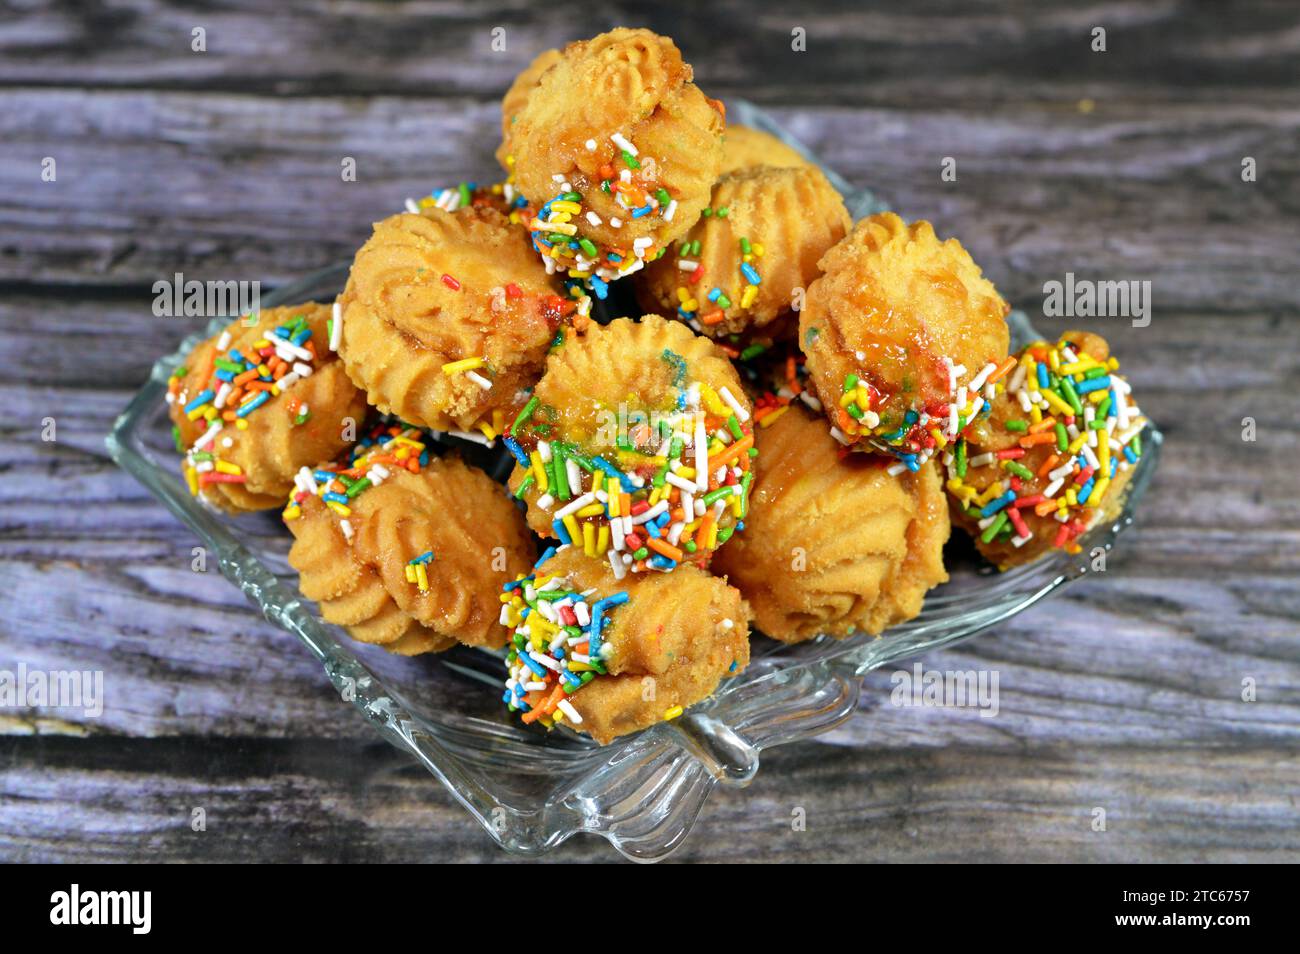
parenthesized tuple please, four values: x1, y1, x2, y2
(798, 213, 1012, 472)
(521, 131, 692, 295)
(818, 328, 1018, 474)
(746, 343, 1008, 482)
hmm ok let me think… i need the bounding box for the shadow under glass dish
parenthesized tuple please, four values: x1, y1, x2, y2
(107, 100, 1161, 861)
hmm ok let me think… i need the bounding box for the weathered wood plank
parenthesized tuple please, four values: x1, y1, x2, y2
(2, 89, 1297, 311)
(3, 0, 1298, 106)
(4, 545, 1297, 742)
(2, 0, 1298, 862)
(2, 737, 1296, 862)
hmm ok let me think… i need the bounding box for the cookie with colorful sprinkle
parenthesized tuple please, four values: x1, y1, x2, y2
(285, 421, 536, 654)
(713, 399, 949, 642)
(944, 330, 1146, 569)
(167, 302, 367, 513)
(503, 28, 725, 295)
(636, 163, 851, 340)
(504, 315, 756, 573)
(499, 545, 750, 744)
(336, 205, 568, 439)
(798, 212, 1012, 470)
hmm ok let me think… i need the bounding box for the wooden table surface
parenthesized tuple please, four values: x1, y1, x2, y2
(2, 0, 1298, 862)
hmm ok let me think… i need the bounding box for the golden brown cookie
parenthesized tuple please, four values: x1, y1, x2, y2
(713, 401, 949, 642)
(505, 28, 725, 284)
(167, 303, 367, 512)
(285, 425, 536, 654)
(505, 315, 755, 571)
(719, 124, 812, 176)
(336, 206, 566, 436)
(636, 164, 850, 340)
(799, 212, 1011, 467)
(945, 331, 1147, 569)
(499, 546, 750, 744)
(496, 47, 563, 168)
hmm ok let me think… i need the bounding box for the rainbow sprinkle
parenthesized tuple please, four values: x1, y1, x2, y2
(943, 337, 1146, 553)
(404, 551, 436, 592)
(168, 313, 322, 497)
(828, 351, 1018, 473)
(402, 179, 530, 221)
(281, 417, 434, 542)
(508, 365, 756, 575)
(674, 234, 766, 330)
(512, 130, 679, 309)
(499, 551, 628, 728)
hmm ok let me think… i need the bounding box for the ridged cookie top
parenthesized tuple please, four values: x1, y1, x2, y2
(506, 28, 724, 273)
(531, 314, 746, 443)
(638, 164, 850, 339)
(505, 316, 756, 571)
(714, 402, 949, 642)
(496, 47, 562, 168)
(287, 448, 536, 652)
(337, 206, 563, 432)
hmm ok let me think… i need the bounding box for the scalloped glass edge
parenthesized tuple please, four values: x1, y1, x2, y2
(106, 100, 1161, 861)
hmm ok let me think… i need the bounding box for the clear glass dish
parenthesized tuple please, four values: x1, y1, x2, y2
(106, 101, 1161, 861)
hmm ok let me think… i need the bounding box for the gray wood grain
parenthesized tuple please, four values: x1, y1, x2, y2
(3, 738, 1296, 863)
(4, 92, 1298, 315)
(1, 0, 1298, 862)
(4, 0, 1296, 106)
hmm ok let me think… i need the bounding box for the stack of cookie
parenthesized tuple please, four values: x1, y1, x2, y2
(163, 28, 1147, 745)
